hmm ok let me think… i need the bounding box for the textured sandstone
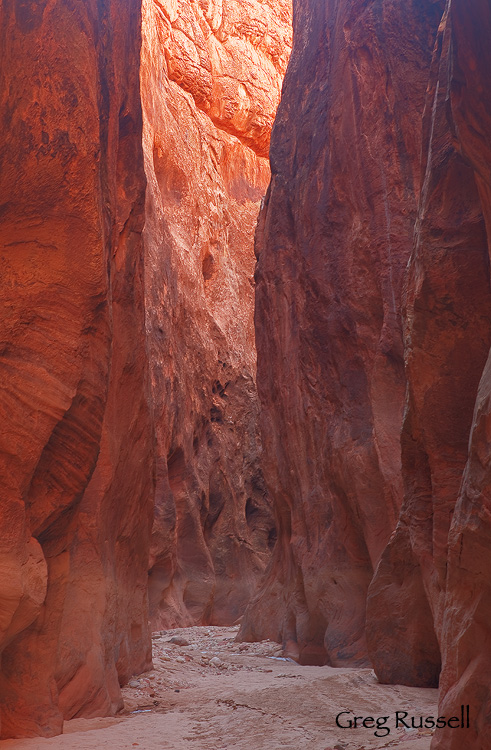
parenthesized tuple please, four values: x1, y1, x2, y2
(0, 0, 153, 737)
(0, 0, 291, 737)
(158, 0, 290, 157)
(239, 0, 444, 666)
(5, 0, 491, 744)
(368, 0, 491, 718)
(141, 0, 291, 629)
(432, 2, 491, 748)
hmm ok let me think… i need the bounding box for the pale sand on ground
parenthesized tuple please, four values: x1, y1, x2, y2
(0, 625, 438, 750)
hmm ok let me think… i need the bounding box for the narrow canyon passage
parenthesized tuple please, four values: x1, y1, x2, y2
(1, 0, 491, 748)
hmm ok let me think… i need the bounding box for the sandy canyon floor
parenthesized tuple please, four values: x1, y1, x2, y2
(1, 626, 438, 750)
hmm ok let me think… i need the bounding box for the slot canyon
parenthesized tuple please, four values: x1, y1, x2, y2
(0, 0, 490, 749)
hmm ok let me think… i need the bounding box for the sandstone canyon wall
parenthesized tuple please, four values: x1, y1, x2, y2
(239, 0, 444, 666)
(240, 0, 491, 745)
(368, 0, 491, 747)
(141, 0, 291, 629)
(0, 0, 291, 737)
(3, 0, 491, 744)
(435, 2, 491, 746)
(0, 0, 153, 738)
(367, 0, 491, 691)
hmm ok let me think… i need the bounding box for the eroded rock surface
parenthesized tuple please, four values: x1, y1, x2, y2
(435, 2, 491, 746)
(0, 0, 291, 737)
(366, 1, 491, 747)
(0, 0, 153, 737)
(238, 0, 444, 667)
(5, 0, 491, 744)
(141, 0, 291, 629)
(367, 0, 491, 692)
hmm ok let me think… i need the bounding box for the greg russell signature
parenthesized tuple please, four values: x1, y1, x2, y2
(335, 705, 470, 738)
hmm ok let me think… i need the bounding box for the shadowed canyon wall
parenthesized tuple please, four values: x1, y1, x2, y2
(435, 2, 491, 746)
(0, 0, 153, 738)
(141, 0, 291, 628)
(368, 1, 491, 747)
(367, 0, 491, 691)
(239, 0, 491, 745)
(239, 0, 444, 666)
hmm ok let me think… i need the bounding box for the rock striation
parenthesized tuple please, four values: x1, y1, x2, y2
(141, 0, 291, 629)
(239, 0, 444, 666)
(0, 0, 153, 737)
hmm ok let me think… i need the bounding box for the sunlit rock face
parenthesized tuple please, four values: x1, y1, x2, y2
(141, 0, 292, 628)
(238, 0, 444, 666)
(0, 0, 153, 739)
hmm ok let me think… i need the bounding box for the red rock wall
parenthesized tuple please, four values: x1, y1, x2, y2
(239, 0, 444, 666)
(244, 2, 491, 738)
(0, 0, 153, 737)
(141, 0, 291, 629)
(435, 1, 491, 746)
(366, 0, 491, 690)
(362, 1, 491, 745)
(382, 0, 491, 746)
(0, 0, 291, 736)
(5, 0, 491, 743)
